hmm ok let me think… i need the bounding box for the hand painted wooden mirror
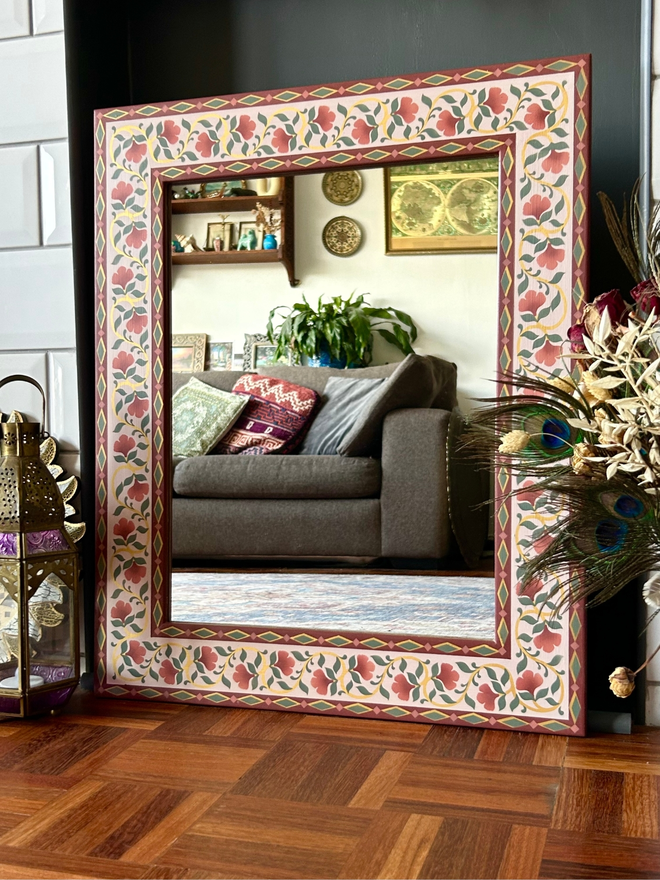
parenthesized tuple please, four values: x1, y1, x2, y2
(94, 55, 589, 734)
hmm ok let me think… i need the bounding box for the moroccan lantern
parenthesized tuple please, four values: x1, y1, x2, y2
(0, 376, 80, 717)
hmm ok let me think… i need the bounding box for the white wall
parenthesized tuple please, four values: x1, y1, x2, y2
(0, 0, 78, 477)
(172, 168, 498, 412)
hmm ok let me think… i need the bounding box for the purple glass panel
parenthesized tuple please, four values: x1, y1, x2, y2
(0, 533, 17, 556)
(26, 529, 68, 554)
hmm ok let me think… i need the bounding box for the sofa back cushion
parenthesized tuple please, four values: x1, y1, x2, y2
(214, 374, 319, 455)
(256, 361, 400, 394)
(172, 371, 245, 395)
(299, 377, 386, 455)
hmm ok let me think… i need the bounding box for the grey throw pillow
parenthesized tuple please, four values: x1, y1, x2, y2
(337, 353, 457, 456)
(299, 377, 385, 455)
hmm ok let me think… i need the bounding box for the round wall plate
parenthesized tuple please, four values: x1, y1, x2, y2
(322, 216, 362, 257)
(322, 170, 363, 205)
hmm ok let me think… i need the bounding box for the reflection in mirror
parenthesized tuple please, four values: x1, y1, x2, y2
(168, 158, 499, 642)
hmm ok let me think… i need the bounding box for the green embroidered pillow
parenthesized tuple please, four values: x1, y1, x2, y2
(172, 377, 249, 457)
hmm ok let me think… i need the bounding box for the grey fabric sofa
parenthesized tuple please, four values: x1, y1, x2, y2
(171, 357, 487, 563)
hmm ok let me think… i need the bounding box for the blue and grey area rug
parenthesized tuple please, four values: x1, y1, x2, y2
(171, 572, 495, 639)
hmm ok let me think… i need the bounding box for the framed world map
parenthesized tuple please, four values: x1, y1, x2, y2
(385, 156, 499, 254)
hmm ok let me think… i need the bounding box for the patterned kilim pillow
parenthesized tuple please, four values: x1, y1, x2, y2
(215, 374, 319, 455)
(172, 377, 249, 457)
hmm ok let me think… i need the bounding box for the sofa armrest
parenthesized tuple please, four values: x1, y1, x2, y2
(380, 408, 452, 559)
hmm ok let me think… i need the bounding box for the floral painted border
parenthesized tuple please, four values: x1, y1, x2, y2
(94, 56, 590, 734)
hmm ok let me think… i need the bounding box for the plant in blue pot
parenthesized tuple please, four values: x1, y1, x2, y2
(253, 201, 281, 250)
(266, 292, 418, 368)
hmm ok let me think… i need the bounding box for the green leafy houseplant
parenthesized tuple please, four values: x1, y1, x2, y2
(266, 293, 418, 367)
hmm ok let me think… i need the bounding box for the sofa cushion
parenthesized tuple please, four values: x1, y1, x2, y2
(171, 377, 249, 458)
(173, 454, 381, 499)
(172, 371, 246, 395)
(214, 374, 319, 455)
(257, 361, 401, 394)
(299, 377, 386, 455)
(338, 353, 458, 456)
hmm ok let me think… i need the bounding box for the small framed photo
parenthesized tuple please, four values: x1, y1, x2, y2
(385, 155, 499, 254)
(243, 333, 289, 371)
(206, 221, 233, 251)
(172, 333, 207, 372)
(207, 341, 233, 371)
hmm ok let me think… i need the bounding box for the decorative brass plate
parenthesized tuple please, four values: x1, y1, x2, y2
(322, 170, 362, 205)
(322, 216, 362, 257)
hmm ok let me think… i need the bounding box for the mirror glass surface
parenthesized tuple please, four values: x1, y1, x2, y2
(168, 160, 498, 641)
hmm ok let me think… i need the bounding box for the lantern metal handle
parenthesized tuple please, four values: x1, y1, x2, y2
(0, 374, 47, 432)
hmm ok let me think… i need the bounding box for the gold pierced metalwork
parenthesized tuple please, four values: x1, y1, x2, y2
(321, 216, 362, 257)
(321, 170, 362, 206)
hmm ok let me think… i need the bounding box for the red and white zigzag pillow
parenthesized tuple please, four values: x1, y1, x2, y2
(213, 374, 319, 455)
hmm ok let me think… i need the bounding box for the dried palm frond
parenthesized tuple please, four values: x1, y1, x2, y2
(597, 184, 645, 284)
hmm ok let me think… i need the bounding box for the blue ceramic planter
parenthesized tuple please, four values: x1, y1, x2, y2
(263, 233, 277, 250)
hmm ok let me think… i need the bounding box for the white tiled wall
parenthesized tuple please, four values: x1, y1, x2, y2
(0, 1, 78, 479)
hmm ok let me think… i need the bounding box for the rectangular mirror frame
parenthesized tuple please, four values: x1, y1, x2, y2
(94, 55, 590, 734)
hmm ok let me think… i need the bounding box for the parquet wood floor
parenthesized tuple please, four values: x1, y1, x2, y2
(0, 692, 658, 879)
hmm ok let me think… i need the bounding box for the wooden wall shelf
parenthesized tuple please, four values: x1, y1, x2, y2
(169, 179, 297, 285)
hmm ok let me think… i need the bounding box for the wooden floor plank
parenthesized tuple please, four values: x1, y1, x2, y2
(0, 690, 659, 879)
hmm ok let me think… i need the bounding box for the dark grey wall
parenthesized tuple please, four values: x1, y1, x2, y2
(65, 0, 644, 716)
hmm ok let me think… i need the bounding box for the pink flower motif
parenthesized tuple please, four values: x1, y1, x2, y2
(126, 225, 147, 250)
(311, 668, 332, 695)
(111, 181, 134, 204)
(537, 243, 565, 271)
(435, 663, 459, 690)
(233, 664, 253, 689)
(125, 139, 146, 163)
(524, 103, 550, 130)
(113, 518, 135, 540)
(235, 115, 256, 140)
(477, 683, 498, 711)
(315, 105, 336, 132)
(111, 600, 133, 622)
(127, 395, 149, 418)
(200, 646, 217, 670)
(112, 351, 134, 373)
(542, 149, 569, 174)
(160, 659, 178, 685)
(112, 266, 134, 289)
(519, 290, 546, 316)
(534, 625, 562, 654)
(392, 673, 414, 701)
(516, 669, 544, 696)
(127, 478, 149, 502)
(483, 87, 507, 115)
(126, 311, 148, 334)
(533, 531, 554, 554)
(394, 96, 418, 124)
(436, 109, 458, 136)
(535, 339, 561, 367)
(114, 435, 136, 458)
(124, 561, 146, 585)
(351, 119, 374, 145)
(354, 655, 375, 681)
(523, 195, 552, 222)
(196, 132, 215, 158)
(273, 651, 295, 676)
(272, 127, 293, 153)
(126, 640, 146, 664)
(161, 120, 181, 144)
(517, 577, 544, 599)
(517, 481, 541, 506)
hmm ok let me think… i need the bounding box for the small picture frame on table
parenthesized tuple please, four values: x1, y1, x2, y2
(206, 221, 233, 251)
(243, 333, 289, 371)
(207, 341, 233, 371)
(172, 333, 207, 372)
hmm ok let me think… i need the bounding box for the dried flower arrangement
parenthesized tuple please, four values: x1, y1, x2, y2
(461, 185, 660, 700)
(252, 201, 282, 235)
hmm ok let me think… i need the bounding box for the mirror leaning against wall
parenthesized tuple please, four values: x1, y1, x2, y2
(168, 157, 499, 643)
(96, 57, 589, 733)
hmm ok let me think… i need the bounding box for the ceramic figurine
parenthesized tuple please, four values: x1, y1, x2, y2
(237, 229, 258, 251)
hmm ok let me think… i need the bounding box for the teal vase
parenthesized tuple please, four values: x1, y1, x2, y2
(263, 233, 277, 250)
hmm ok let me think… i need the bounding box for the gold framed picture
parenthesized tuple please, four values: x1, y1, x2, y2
(384, 156, 499, 254)
(205, 221, 233, 251)
(172, 333, 207, 372)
